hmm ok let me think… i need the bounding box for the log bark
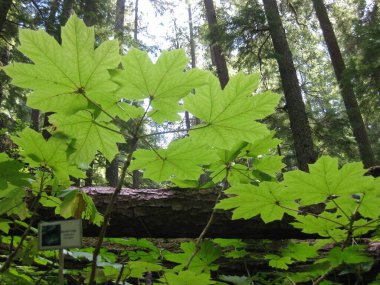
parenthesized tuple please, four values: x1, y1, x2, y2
(82, 187, 313, 239)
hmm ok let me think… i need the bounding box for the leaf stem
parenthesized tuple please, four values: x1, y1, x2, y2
(87, 140, 137, 285)
(183, 169, 229, 270)
(0, 170, 46, 273)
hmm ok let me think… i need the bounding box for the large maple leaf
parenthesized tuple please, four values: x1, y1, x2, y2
(3, 15, 120, 114)
(110, 48, 208, 123)
(185, 73, 281, 149)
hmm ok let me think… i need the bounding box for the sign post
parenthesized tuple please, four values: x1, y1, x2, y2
(38, 220, 82, 284)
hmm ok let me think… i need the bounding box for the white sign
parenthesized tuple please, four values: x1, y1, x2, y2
(38, 220, 82, 250)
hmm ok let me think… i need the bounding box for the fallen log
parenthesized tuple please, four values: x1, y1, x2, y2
(82, 187, 313, 239)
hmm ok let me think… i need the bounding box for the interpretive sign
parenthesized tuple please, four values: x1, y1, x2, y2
(38, 220, 82, 250)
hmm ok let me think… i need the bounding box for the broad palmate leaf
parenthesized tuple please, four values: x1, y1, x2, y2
(216, 182, 297, 223)
(11, 128, 84, 180)
(50, 111, 124, 164)
(185, 73, 281, 149)
(283, 156, 374, 205)
(130, 138, 218, 182)
(3, 15, 120, 114)
(111, 48, 208, 123)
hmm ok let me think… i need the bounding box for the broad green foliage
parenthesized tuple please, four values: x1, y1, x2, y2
(1, 14, 379, 285)
(216, 182, 297, 222)
(185, 73, 280, 149)
(130, 137, 218, 182)
(110, 48, 208, 123)
(164, 241, 222, 273)
(161, 271, 215, 285)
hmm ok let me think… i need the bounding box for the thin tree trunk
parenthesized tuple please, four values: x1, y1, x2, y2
(262, 0, 316, 171)
(134, 0, 139, 41)
(312, 0, 375, 168)
(0, 0, 12, 33)
(185, 0, 197, 128)
(188, 1, 196, 69)
(203, 0, 229, 89)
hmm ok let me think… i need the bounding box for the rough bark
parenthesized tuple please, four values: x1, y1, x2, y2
(106, 159, 119, 187)
(83, 0, 96, 26)
(312, 0, 375, 168)
(114, 0, 126, 40)
(59, 0, 75, 26)
(203, 0, 229, 89)
(81, 187, 313, 239)
(0, 0, 12, 34)
(262, 0, 316, 172)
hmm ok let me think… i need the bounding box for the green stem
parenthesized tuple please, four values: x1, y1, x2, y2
(0, 170, 47, 273)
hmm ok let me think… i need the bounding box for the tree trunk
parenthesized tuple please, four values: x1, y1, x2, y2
(203, 0, 229, 89)
(262, 0, 316, 172)
(134, 0, 139, 41)
(312, 0, 375, 168)
(106, 159, 119, 187)
(114, 0, 126, 40)
(83, 0, 96, 26)
(80, 187, 312, 239)
(0, 0, 12, 34)
(84, 163, 93, 186)
(59, 0, 75, 26)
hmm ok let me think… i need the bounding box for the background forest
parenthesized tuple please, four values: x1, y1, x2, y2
(0, 0, 379, 284)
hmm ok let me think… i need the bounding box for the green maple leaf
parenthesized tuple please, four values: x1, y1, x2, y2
(162, 271, 215, 285)
(244, 131, 281, 156)
(216, 182, 297, 223)
(325, 246, 372, 267)
(185, 73, 280, 149)
(111, 48, 207, 123)
(358, 187, 380, 219)
(291, 214, 347, 240)
(265, 254, 292, 270)
(253, 156, 285, 177)
(127, 261, 162, 278)
(130, 137, 218, 182)
(3, 15, 120, 114)
(281, 242, 319, 262)
(11, 128, 83, 180)
(164, 241, 221, 273)
(0, 153, 31, 189)
(50, 111, 124, 164)
(283, 156, 373, 205)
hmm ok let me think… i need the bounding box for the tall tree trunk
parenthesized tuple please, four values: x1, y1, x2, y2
(185, 0, 197, 128)
(262, 0, 316, 172)
(187, 1, 196, 69)
(203, 0, 229, 89)
(312, 0, 375, 168)
(0, 46, 10, 108)
(134, 0, 139, 41)
(114, 0, 126, 40)
(106, 159, 119, 187)
(59, 0, 75, 26)
(0, 0, 12, 34)
(83, 0, 96, 26)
